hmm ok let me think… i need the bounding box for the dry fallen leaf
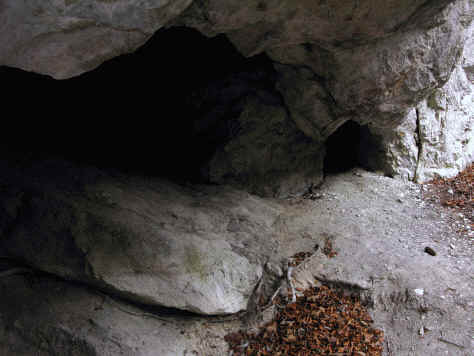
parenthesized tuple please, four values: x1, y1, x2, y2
(226, 284, 384, 356)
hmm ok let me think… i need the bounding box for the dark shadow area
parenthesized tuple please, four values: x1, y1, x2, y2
(324, 120, 364, 174)
(324, 120, 385, 175)
(0, 27, 278, 182)
(358, 124, 386, 174)
(0, 255, 219, 320)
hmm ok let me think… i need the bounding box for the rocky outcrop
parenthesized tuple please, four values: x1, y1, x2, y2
(364, 30, 474, 182)
(207, 96, 324, 197)
(1, 169, 472, 355)
(1, 1, 470, 121)
(0, 1, 473, 355)
(266, 0, 471, 133)
(0, 157, 284, 315)
(0, 0, 472, 191)
(1, 0, 471, 186)
(170, 0, 472, 133)
(0, 0, 192, 79)
(0, 274, 236, 356)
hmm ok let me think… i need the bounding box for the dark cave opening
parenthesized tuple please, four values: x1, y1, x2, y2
(0, 27, 278, 182)
(324, 120, 369, 174)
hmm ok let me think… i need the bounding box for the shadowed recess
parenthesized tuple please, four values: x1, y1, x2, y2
(1, 27, 277, 182)
(324, 120, 365, 174)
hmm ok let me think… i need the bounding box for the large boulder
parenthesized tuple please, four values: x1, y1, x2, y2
(0, 274, 235, 356)
(207, 96, 324, 197)
(0, 157, 290, 315)
(1, 169, 472, 355)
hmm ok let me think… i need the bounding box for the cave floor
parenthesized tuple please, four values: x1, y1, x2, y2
(0, 168, 472, 355)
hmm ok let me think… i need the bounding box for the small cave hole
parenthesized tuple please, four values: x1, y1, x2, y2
(324, 120, 365, 174)
(0, 27, 279, 183)
(324, 120, 383, 175)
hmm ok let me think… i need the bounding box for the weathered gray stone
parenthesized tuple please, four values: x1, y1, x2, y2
(179, 0, 472, 132)
(0, 1, 473, 354)
(0, 158, 280, 315)
(330, 0, 471, 120)
(274, 64, 339, 141)
(207, 96, 324, 197)
(177, 0, 430, 55)
(364, 29, 474, 182)
(0, 0, 192, 78)
(461, 23, 474, 83)
(361, 110, 420, 181)
(0, 274, 236, 356)
(268, 0, 472, 131)
(414, 82, 473, 182)
(0, 0, 471, 184)
(1, 169, 473, 355)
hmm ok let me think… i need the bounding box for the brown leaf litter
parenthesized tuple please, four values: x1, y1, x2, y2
(422, 163, 473, 235)
(226, 284, 383, 356)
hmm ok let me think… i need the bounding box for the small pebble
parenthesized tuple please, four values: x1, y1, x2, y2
(424, 246, 437, 256)
(414, 289, 424, 296)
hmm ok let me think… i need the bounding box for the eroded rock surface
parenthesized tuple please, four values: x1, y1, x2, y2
(365, 31, 474, 182)
(207, 96, 324, 197)
(1, 169, 472, 355)
(1, 1, 471, 133)
(0, 0, 192, 78)
(0, 1, 473, 354)
(0, 274, 237, 356)
(0, 0, 471, 185)
(0, 157, 279, 315)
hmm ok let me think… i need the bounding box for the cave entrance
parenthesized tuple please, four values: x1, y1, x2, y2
(324, 120, 368, 174)
(0, 27, 277, 182)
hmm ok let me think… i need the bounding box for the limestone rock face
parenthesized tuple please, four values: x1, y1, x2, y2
(274, 64, 339, 142)
(0, 0, 192, 78)
(366, 31, 474, 182)
(207, 96, 324, 197)
(0, 274, 235, 356)
(181, 0, 472, 181)
(0, 0, 472, 184)
(414, 83, 473, 182)
(0, 158, 281, 315)
(463, 32, 474, 83)
(179, 0, 472, 133)
(178, 0, 430, 54)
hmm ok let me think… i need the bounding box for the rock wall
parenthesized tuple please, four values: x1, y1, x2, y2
(365, 31, 474, 182)
(207, 96, 324, 197)
(0, 2, 473, 354)
(1, 0, 471, 186)
(0, 0, 193, 78)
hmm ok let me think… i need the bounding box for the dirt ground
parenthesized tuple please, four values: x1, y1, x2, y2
(229, 166, 473, 355)
(421, 164, 473, 238)
(0, 166, 472, 355)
